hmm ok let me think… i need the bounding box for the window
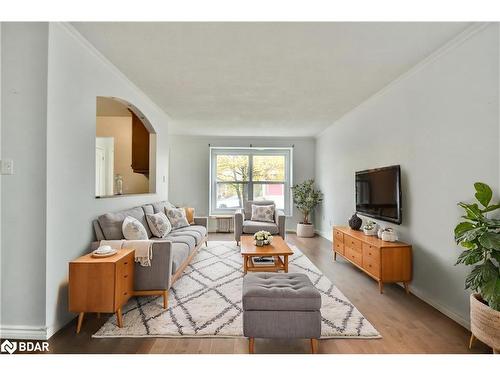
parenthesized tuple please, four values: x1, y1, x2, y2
(209, 147, 293, 215)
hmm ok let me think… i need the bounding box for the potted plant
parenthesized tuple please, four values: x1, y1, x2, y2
(363, 221, 378, 236)
(291, 179, 323, 238)
(454, 182, 500, 353)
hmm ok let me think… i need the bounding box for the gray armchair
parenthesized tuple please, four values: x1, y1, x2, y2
(234, 200, 286, 245)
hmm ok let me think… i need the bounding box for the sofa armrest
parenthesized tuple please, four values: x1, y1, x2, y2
(193, 216, 208, 229)
(275, 209, 286, 239)
(90, 240, 174, 291)
(135, 240, 173, 291)
(234, 209, 244, 242)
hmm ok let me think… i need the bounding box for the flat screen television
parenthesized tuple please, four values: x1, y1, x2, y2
(355, 165, 402, 224)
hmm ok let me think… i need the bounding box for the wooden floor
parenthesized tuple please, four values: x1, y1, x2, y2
(48, 233, 491, 354)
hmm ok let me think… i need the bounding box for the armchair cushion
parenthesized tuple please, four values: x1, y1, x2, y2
(250, 204, 275, 223)
(244, 200, 275, 220)
(242, 220, 279, 234)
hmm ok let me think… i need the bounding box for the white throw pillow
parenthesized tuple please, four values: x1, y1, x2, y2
(165, 207, 190, 229)
(146, 212, 172, 238)
(122, 216, 149, 240)
(251, 204, 275, 223)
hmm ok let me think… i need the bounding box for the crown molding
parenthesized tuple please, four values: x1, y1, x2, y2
(52, 22, 172, 123)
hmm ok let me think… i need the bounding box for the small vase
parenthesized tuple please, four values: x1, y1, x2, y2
(255, 240, 264, 247)
(348, 213, 362, 230)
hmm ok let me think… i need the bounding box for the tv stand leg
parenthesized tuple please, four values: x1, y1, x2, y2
(378, 281, 384, 294)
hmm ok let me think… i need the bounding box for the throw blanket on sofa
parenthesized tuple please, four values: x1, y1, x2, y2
(99, 240, 153, 267)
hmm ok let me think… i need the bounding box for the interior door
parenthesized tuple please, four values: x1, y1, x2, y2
(96, 146, 106, 196)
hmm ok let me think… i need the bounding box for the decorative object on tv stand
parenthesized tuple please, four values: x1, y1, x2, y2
(362, 221, 378, 236)
(380, 228, 398, 242)
(291, 179, 323, 238)
(348, 213, 362, 230)
(453, 182, 499, 354)
(254, 230, 273, 247)
(114, 174, 123, 195)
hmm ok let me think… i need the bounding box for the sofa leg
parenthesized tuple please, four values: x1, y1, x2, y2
(248, 337, 254, 354)
(163, 290, 169, 309)
(310, 338, 318, 354)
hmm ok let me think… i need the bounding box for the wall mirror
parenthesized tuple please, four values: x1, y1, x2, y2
(95, 96, 156, 197)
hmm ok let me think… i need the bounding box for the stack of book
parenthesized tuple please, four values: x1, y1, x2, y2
(252, 257, 275, 267)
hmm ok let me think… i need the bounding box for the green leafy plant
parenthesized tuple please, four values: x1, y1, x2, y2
(291, 179, 323, 225)
(454, 182, 500, 311)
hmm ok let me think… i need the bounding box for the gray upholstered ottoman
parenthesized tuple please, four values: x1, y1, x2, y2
(242, 272, 322, 354)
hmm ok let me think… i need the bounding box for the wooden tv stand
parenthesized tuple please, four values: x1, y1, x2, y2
(332, 226, 412, 294)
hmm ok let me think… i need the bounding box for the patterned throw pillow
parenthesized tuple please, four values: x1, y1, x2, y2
(146, 212, 172, 238)
(165, 207, 190, 229)
(251, 204, 275, 223)
(122, 216, 149, 240)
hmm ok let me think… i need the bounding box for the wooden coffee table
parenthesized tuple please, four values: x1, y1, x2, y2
(240, 235, 294, 274)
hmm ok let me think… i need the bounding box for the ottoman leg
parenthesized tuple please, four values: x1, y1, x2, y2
(310, 338, 318, 354)
(248, 337, 255, 354)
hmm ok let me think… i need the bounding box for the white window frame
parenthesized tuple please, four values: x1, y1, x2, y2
(209, 147, 293, 216)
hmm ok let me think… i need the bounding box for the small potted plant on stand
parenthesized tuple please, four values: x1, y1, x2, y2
(454, 182, 500, 354)
(291, 179, 323, 238)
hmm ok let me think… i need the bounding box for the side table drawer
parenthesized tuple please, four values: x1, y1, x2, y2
(334, 241, 344, 255)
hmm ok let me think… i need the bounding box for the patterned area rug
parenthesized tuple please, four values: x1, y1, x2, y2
(93, 241, 380, 339)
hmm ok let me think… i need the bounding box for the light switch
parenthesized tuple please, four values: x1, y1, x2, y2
(1, 159, 14, 175)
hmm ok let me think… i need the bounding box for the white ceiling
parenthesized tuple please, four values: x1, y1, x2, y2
(73, 22, 470, 137)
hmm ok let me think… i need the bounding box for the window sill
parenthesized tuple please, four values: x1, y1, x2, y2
(95, 193, 156, 199)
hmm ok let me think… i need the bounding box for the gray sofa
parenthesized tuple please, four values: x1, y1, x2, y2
(91, 200, 208, 308)
(234, 200, 286, 245)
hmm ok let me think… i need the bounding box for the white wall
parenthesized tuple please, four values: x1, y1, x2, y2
(1, 23, 172, 339)
(1, 23, 49, 338)
(44, 23, 171, 337)
(315, 24, 499, 327)
(168, 135, 316, 232)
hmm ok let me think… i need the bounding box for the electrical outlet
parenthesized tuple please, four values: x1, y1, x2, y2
(0, 159, 14, 175)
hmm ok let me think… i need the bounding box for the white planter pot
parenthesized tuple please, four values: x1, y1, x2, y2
(297, 223, 315, 238)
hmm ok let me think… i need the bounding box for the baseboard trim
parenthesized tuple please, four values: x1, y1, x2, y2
(0, 325, 48, 340)
(404, 286, 470, 330)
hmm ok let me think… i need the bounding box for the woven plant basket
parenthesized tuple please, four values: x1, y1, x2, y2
(470, 293, 500, 353)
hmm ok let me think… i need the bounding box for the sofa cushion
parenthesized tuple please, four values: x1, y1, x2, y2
(242, 220, 279, 234)
(242, 273, 321, 311)
(152, 201, 176, 214)
(165, 234, 196, 250)
(171, 242, 190, 274)
(122, 216, 149, 240)
(171, 229, 201, 245)
(166, 207, 190, 229)
(98, 206, 152, 240)
(185, 225, 207, 238)
(142, 204, 154, 216)
(146, 212, 172, 238)
(171, 225, 207, 245)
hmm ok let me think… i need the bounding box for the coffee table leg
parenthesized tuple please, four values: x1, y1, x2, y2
(243, 255, 248, 274)
(284, 255, 288, 273)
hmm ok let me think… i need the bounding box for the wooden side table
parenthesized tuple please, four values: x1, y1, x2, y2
(69, 248, 134, 333)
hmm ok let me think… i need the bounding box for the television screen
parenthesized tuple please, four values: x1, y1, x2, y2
(355, 165, 402, 224)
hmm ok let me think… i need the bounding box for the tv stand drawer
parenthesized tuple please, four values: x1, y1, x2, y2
(345, 246, 362, 266)
(344, 235, 361, 252)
